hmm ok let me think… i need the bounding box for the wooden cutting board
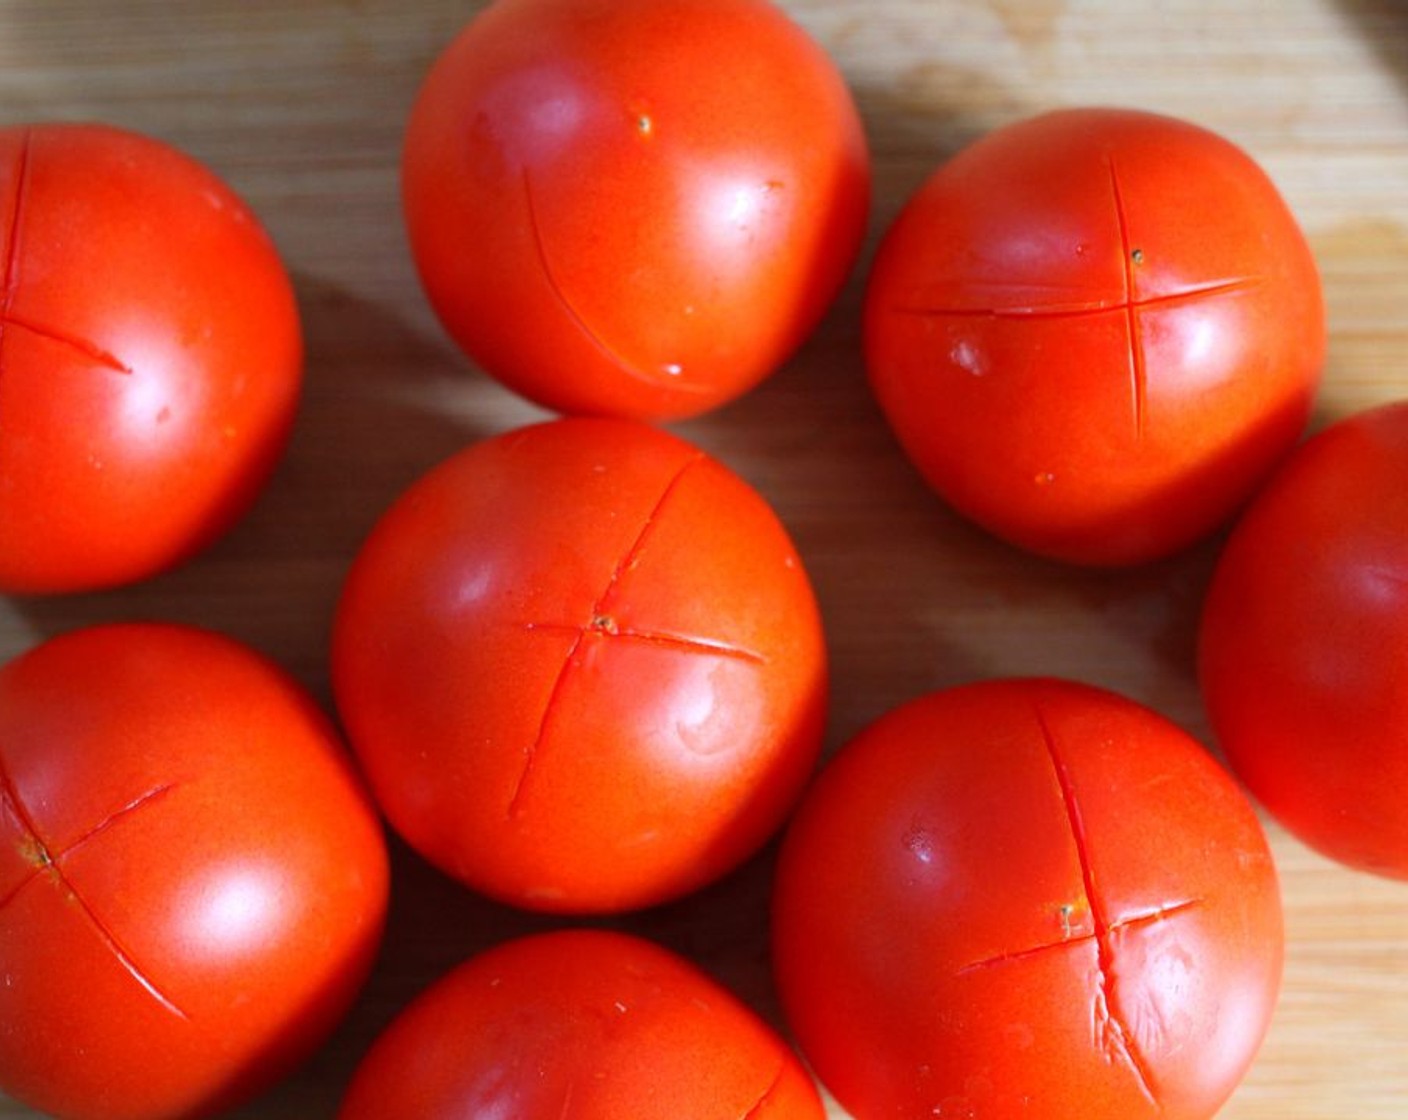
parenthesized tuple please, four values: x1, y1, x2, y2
(1, 2, 1406, 1117)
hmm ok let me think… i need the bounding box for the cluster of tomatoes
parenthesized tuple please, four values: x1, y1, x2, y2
(0, 1, 1400, 1119)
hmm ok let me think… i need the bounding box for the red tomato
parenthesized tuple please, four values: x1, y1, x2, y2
(772, 678, 1283, 1120)
(338, 929, 823, 1119)
(332, 417, 826, 913)
(0, 122, 301, 595)
(401, 0, 870, 421)
(0, 623, 388, 1120)
(864, 108, 1324, 566)
(1200, 401, 1408, 878)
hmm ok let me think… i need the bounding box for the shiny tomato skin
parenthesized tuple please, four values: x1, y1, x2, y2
(0, 624, 389, 1120)
(338, 929, 823, 1119)
(402, 0, 870, 421)
(1199, 402, 1408, 878)
(772, 678, 1283, 1120)
(864, 107, 1324, 566)
(332, 417, 827, 913)
(0, 123, 302, 595)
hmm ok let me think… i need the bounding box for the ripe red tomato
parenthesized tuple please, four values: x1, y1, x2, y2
(0, 122, 301, 595)
(864, 107, 1324, 566)
(1200, 401, 1408, 878)
(332, 417, 827, 913)
(401, 0, 870, 421)
(772, 678, 1283, 1120)
(0, 623, 389, 1120)
(338, 929, 823, 1119)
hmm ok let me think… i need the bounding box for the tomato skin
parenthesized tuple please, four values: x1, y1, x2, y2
(772, 678, 1283, 1120)
(864, 107, 1324, 566)
(0, 123, 301, 595)
(1199, 402, 1408, 877)
(0, 624, 389, 1120)
(402, 0, 870, 421)
(338, 929, 822, 1119)
(332, 417, 827, 913)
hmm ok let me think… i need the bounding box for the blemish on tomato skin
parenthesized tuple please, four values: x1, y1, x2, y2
(901, 822, 937, 866)
(951, 338, 986, 377)
(17, 833, 49, 868)
(626, 101, 653, 138)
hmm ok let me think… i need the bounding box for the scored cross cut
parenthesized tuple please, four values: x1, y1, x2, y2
(957, 896, 1202, 977)
(523, 616, 767, 668)
(0, 129, 134, 386)
(892, 157, 1263, 438)
(950, 706, 1209, 1108)
(506, 454, 767, 817)
(510, 617, 767, 820)
(0, 758, 188, 1020)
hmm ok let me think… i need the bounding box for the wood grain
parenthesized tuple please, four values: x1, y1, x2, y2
(2, 1, 1407, 1117)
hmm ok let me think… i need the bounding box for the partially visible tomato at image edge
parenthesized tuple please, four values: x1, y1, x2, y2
(0, 122, 302, 595)
(338, 929, 824, 1119)
(1200, 400, 1408, 878)
(0, 623, 389, 1120)
(402, 0, 871, 420)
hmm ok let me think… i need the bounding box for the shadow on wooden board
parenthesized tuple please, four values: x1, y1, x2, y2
(1339, 0, 1408, 86)
(12, 275, 503, 701)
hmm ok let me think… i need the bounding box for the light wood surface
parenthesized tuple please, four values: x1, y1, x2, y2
(2, 2, 1407, 1117)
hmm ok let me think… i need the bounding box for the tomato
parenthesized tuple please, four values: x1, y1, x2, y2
(772, 678, 1283, 1120)
(1199, 401, 1408, 877)
(401, 0, 870, 421)
(332, 417, 827, 913)
(0, 122, 301, 595)
(0, 623, 389, 1120)
(338, 929, 823, 1119)
(864, 107, 1324, 566)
